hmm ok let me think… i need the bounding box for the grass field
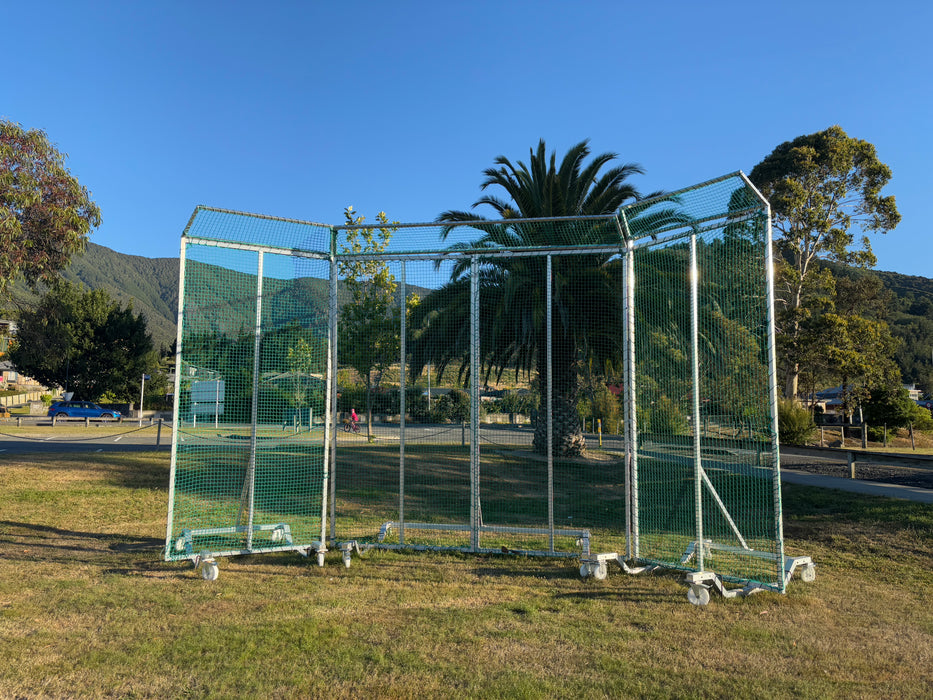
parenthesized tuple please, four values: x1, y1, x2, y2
(1, 450, 932, 698)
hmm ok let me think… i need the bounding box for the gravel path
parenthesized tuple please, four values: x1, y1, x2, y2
(781, 454, 933, 489)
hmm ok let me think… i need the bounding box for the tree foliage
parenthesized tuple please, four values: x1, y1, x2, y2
(863, 386, 933, 431)
(9, 281, 155, 401)
(0, 121, 101, 296)
(412, 139, 654, 456)
(337, 207, 401, 436)
(749, 126, 900, 398)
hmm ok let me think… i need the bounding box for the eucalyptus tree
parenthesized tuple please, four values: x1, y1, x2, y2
(410, 140, 654, 456)
(749, 126, 900, 399)
(0, 120, 101, 296)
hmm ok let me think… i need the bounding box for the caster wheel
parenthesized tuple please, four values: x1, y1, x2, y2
(271, 528, 284, 544)
(174, 536, 186, 552)
(800, 564, 816, 583)
(579, 563, 591, 579)
(687, 585, 710, 606)
(342, 553, 352, 569)
(316, 552, 325, 567)
(593, 562, 608, 581)
(201, 562, 219, 581)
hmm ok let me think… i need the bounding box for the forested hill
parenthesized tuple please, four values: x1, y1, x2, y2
(7, 243, 180, 351)
(874, 268, 933, 391)
(7, 242, 933, 388)
(817, 261, 933, 392)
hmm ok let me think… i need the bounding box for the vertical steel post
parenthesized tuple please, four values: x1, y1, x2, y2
(620, 217, 639, 560)
(742, 172, 787, 589)
(327, 245, 339, 542)
(245, 250, 265, 550)
(164, 236, 188, 555)
(689, 234, 704, 572)
(399, 262, 407, 545)
(546, 255, 555, 553)
(470, 256, 481, 551)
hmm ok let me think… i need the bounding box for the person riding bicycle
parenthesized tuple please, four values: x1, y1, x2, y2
(350, 408, 359, 430)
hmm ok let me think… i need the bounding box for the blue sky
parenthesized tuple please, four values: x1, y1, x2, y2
(4, 1, 931, 277)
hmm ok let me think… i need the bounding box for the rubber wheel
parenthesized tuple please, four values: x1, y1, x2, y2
(343, 552, 352, 569)
(593, 562, 608, 580)
(579, 563, 591, 579)
(687, 585, 710, 606)
(201, 562, 219, 581)
(800, 564, 816, 583)
(316, 551, 325, 567)
(271, 528, 284, 543)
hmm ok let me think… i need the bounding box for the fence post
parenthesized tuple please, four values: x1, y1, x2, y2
(157, 419, 162, 446)
(85, 417, 89, 428)
(848, 452, 856, 479)
(861, 424, 868, 449)
(910, 422, 915, 450)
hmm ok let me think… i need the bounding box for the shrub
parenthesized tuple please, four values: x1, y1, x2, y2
(778, 399, 816, 445)
(497, 390, 537, 416)
(650, 395, 689, 435)
(432, 389, 471, 422)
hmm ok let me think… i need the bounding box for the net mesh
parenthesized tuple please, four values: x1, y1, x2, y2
(166, 211, 332, 560)
(165, 172, 786, 590)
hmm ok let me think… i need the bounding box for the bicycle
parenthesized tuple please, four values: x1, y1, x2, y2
(343, 421, 360, 434)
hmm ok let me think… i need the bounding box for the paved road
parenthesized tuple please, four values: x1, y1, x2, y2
(2, 422, 929, 503)
(0, 425, 170, 454)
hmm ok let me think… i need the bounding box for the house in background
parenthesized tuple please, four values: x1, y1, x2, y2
(0, 319, 15, 358)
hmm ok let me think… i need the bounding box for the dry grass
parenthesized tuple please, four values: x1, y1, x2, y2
(1, 451, 931, 698)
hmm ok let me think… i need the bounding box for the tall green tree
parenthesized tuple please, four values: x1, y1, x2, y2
(0, 121, 101, 296)
(9, 281, 155, 400)
(411, 139, 653, 456)
(749, 126, 900, 399)
(338, 207, 400, 438)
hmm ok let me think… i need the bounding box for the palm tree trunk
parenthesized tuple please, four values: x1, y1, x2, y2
(532, 339, 585, 456)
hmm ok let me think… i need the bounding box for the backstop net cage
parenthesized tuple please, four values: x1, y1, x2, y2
(166, 172, 801, 595)
(164, 210, 333, 573)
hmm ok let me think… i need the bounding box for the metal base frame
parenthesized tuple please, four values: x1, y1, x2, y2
(580, 544, 816, 605)
(331, 521, 593, 567)
(172, 523, 328, 580)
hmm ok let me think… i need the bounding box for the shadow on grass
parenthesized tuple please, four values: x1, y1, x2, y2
(0, 519, 171, 576)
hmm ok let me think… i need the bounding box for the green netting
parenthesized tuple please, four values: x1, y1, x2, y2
(165, 210, 332, 561)
(166, 172, 788, 592)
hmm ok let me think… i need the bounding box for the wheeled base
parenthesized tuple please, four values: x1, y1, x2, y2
(684, 555, 815, 605)
(579, 549, 816, 606)
(187, 543, 329, 581)
(579, 552, 653, 580)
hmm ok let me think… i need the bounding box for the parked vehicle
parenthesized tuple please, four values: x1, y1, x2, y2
(48, 401, 121, 419)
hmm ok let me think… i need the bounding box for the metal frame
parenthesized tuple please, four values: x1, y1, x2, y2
(165, 172, 812, 601)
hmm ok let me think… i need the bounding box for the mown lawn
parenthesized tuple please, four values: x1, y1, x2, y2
(1, 450, 931, 698)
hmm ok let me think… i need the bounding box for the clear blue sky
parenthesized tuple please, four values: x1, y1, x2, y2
(4, 1, 931, 277)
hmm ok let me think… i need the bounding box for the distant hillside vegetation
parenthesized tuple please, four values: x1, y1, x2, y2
(822, 261, 933, 393)
(6, 243, 180, 350)
(4, 242, 433, 352)
(6, 243, 929, 392)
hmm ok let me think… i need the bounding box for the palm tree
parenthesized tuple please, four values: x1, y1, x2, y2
(409, 139, 653, 456)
